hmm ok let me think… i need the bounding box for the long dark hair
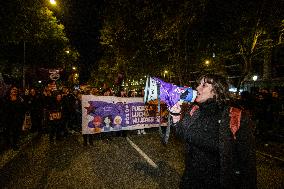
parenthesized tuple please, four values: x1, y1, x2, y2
(197, 73, 230, 105)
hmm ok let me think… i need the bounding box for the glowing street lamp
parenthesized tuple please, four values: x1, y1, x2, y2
(252, 75, 258, 93)
(49, 0, 56, 5)
(252, 75, 258, 82)
(164, 70, 168, 78)
(73, 73, 79, 84)
(205, 59, 210, 66)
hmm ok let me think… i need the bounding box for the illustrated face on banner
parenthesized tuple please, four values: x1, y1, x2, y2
(113, 116, 122, 126)
(93, 116, 102, 128)
(104, 116, 112, 127)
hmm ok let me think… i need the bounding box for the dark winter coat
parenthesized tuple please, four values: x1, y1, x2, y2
(47, 98, 64, 123)
(2, 96, 26, 132)
(175, 100, 256, 189)
(25, 94, 43, 114)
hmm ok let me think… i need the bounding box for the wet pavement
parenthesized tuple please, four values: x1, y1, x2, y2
(0, 130, 283, 189)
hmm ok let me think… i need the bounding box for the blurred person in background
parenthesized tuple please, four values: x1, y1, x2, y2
(73, 90, 82, 132)
(25, 88, 43, 134)
(90, 87, 100, 96)
(42, 86, 52, 133)
(2, 85, 26, 150)
(103, 88, 113, 96)
(62, 87, 77, 135)
(271, 91, 282, 132)
(47, 91, 64, 144)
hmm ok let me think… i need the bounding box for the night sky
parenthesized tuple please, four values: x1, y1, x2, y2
(59, 0, 105, 82)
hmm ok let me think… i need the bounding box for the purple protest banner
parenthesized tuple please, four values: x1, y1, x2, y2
(82, 95, 168, 134)
(143, 77, 197, 144)
(144, 77, 197, 108)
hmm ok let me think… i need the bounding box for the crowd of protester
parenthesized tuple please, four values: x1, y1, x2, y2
(0, 84, 283, 152)
(0, 85, 147, 151)
(237, 89, 283, 140)
(0, 85, 82, 150)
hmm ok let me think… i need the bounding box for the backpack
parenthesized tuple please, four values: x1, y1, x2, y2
(229, 107, 241, 139)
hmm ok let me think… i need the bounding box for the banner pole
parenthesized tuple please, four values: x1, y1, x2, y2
(157, 83, 163, 140)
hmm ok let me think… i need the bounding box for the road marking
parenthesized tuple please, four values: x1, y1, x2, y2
(126, 137, 158, 168)
(256, 151, 284, 162)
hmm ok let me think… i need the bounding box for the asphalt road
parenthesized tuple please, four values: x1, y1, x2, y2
(0, 130, 283, 189)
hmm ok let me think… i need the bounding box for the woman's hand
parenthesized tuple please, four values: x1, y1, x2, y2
(169, 102, 182, 123)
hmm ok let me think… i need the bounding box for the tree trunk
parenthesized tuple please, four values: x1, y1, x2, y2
(263, 49, 272, 80)
(236, 56, 251, 92)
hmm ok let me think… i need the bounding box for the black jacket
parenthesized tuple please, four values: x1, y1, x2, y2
(176, 100, 257, 189)
(47, 98, 64, 122)
(2, 96, 26, 131)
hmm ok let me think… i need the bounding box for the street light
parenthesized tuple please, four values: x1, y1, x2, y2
(73, 73, 79, 84)
(252, 75, 258, 82)
(252, 75, 258, 93)
(164, 70, 168, 78)
(49, 0, 56, 5)
(205, 59, 210, 66)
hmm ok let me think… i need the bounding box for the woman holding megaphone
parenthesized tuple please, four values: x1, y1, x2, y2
(170, 73, 256, 189)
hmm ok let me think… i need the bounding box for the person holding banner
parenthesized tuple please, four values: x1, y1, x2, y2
(170, 74, 256, 189)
